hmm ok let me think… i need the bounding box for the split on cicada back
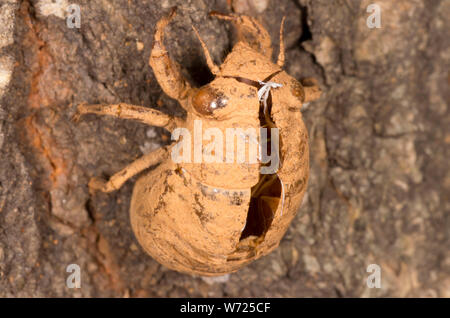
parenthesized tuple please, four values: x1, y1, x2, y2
(227, 70, 286, 243)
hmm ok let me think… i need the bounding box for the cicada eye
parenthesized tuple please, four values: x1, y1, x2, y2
(291, 80, 305, 103)
(192, 86, 228, 116)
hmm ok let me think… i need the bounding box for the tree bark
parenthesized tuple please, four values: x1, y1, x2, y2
(0, 0, 448, 297)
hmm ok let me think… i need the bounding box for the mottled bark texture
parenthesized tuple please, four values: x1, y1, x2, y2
(0, 0, 448, 297)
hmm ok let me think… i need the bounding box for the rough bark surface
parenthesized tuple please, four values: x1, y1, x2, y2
(0, 0, 448, 297)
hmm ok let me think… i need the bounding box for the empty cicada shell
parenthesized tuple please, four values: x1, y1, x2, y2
(75, 7, 321, 276)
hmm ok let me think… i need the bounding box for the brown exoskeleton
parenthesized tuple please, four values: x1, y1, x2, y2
(74, 8, 321, 276)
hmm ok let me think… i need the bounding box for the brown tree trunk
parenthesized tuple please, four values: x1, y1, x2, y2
(0, 0, 448, 297)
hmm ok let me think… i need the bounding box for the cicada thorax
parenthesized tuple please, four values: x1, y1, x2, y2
(218, 42, 281, 82)
(173, 77, 262, 190)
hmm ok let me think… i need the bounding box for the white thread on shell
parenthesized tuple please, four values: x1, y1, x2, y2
(257, 81, 283, 115)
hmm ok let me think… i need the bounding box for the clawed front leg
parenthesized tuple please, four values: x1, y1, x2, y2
(73, 103, 182, 132)
(150, 7, 192, 106)
(89, 146, 171, 193)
